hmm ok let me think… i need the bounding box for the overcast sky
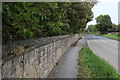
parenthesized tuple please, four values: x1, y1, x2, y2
(87, 0, 119, 26)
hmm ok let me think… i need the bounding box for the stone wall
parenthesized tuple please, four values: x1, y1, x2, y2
(2, 34, 81, 78)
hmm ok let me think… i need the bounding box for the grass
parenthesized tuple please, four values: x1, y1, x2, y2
(88, 32, 120, 41)
(78, 47, 120, 78)
(102, 33, 120, 41)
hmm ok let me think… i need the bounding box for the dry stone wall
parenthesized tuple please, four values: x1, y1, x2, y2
(2, 34, 81, 78)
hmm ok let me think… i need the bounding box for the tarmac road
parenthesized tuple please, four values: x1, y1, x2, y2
(48, 35, 120, 78)
(84, 35, 119, 73)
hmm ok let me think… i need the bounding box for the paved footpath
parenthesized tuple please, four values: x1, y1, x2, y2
(48, 37, 87, 78)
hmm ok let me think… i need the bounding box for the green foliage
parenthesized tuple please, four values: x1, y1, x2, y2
(2, 2, 96, 43)
(101, 33, 120, 41)
(95, 15, 112, 34)
(108, 24, 120, 32)
(86, 25, 98, 32)
(78, 47, 120, 78)
(67, 2, 96, 33)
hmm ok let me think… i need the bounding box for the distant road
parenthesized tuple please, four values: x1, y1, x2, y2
(84, 35, 119, 73)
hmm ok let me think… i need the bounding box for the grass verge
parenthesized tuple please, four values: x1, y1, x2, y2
(78, 47, 120, 78)
(102, 34, 120, 41)
(88, 32, 120, 41)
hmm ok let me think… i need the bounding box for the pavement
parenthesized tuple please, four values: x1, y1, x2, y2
(48, 34, 120, 78)
(48, 37, 88, 78)
(84, 35, 119, 73)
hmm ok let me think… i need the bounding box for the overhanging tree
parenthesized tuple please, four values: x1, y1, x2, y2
(2, 2, 70, 42)
(67, 2, 96, 33)
(3, 2, 96, 43)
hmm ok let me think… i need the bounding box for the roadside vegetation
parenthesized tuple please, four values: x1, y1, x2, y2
(101, 33, 120, 41)
(87, 32, 120, 41)
(2, 2, 96, 43)
(78, 47, 120, 78)
(85, 14, 120, 40)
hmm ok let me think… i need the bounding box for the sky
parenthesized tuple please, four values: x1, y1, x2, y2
(87, 0, 119, 27)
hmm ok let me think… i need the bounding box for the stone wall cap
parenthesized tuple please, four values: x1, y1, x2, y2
(2, 34, 75, 62)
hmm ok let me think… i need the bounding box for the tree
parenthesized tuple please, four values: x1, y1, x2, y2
(67, 2, 96, 33)
(95, 15, 112, 34)
(2, 2, 96, 43)
(2, 2, 70, 43)
(118, 24, 120, 32)
(113, 24, 120, 32)
(87, 25, 98, 32)
(108, 24, 118, 32)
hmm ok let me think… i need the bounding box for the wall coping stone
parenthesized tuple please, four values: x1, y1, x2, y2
(2, 34, 75, 64)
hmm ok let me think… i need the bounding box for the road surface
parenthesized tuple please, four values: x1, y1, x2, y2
(84, 35, 119, 73)
(48, 34, 119, 78)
